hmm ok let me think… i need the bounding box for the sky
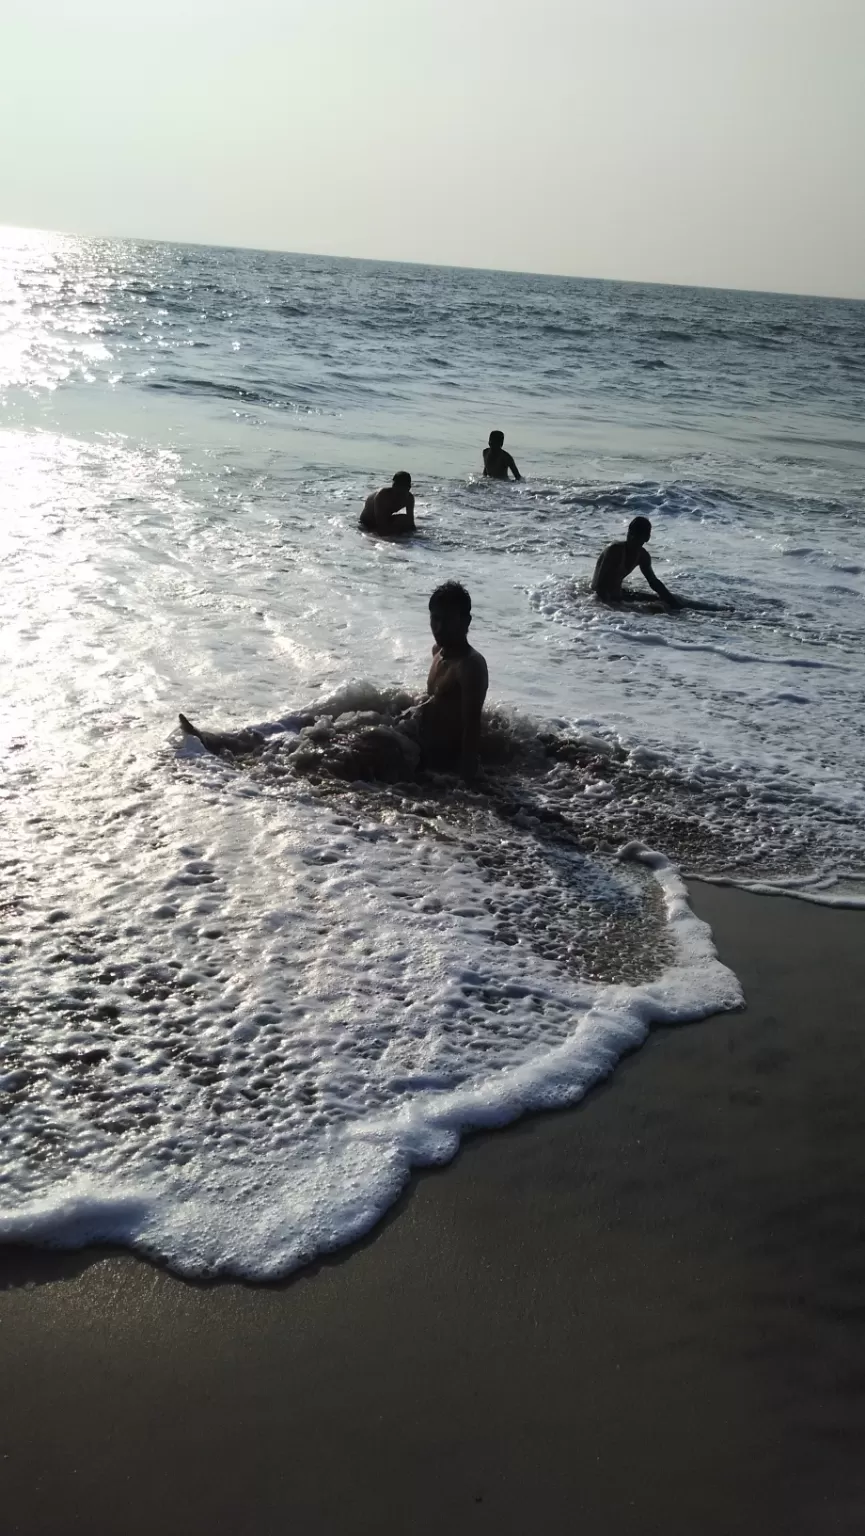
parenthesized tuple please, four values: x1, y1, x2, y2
(2, 0, 864, 298)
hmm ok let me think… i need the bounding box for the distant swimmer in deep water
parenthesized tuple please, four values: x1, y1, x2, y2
(178, 582, 489, 782)
(358, 471, 416, 537)
(591, 516, 682, 609)
(482, 430, 521, 481)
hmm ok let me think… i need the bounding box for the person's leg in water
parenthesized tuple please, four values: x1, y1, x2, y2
(178, 714, 266, 757)
(180, 709, 423, 782)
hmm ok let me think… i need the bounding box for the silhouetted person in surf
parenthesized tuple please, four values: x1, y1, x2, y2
(179, 582, 488, 783)
(482, 430, 521, 481)
(591, 516, 682, 609)
(359, 471, 416, 537)
(420, 581, 488, 781)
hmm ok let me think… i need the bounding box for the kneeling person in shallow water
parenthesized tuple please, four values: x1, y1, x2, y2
(359, 471, 416, 537)
(178, 582, 489, 783)
(482, 430, 521, 481)
(591, 516, 682, 609)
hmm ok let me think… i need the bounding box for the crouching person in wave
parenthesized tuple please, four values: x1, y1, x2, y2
(592, 516, 682, 609)
(358, 471, 416, 537)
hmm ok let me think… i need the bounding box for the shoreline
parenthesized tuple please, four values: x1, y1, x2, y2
(2, 884, 864, 1535)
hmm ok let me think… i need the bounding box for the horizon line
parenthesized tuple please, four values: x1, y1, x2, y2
(1, 220, 864, 307)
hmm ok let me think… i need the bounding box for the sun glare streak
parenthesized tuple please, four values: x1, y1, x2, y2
(0, 228, 119, 393)
(0, 417, 189, 764)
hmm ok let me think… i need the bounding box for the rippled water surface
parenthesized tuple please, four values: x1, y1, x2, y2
(1, 228, 863, 1273)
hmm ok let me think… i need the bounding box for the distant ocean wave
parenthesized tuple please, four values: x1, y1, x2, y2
(144, 373, 326, 414)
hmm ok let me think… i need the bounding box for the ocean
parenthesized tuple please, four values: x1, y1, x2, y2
(1, 227, 864, 1276)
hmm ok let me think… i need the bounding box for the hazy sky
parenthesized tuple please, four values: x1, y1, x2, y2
(2, 0, 863, 297)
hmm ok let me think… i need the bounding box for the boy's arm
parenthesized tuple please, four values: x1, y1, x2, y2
(482, 447, 491, 477)
(459, 657, 489, 781)
(506, 453, 522, 481)
(405, 491, 416, 527)
(639, 550, 681, 608)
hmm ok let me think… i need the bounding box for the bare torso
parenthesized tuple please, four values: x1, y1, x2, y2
(592, 541, 645, 600)
(482, 447, 520, 481)
(420, 645, 489, 773)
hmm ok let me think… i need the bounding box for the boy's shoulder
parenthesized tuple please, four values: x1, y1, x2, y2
(465, 646, 489, 682)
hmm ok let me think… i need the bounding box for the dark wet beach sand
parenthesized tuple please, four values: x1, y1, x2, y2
(1, 885, 864, 1536)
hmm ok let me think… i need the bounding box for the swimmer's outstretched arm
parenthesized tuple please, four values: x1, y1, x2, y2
(639, 550, 682, 609)
(647, 573, 682, 608)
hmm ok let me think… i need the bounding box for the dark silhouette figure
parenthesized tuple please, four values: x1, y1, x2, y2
(482, 431, 521, 481)
(179, 583, 489, 783)
(592, 516, 681, 608)
(420, 581, 489, 781)
(359, 471, 416, 536)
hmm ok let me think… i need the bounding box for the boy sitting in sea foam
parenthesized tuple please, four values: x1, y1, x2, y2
(179, 581, 488, 785)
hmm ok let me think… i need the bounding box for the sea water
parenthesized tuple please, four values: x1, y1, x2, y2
(1, 228, 863, 1276)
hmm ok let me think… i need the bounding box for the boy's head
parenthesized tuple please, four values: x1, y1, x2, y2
(627, 516, 652, 545)
(488, 430, 505, 449)
(429, 581, 472, 649)
(392, 470, 412, 490)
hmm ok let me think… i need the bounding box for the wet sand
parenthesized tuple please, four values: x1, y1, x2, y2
(1, 885, 864, 1536)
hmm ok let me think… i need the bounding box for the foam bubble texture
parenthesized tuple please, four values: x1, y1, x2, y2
(0, 737, 740, 1278)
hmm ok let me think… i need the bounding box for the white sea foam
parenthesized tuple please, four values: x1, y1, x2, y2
(0, 750, 740, 1277)
(690, 871, 865, 909)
